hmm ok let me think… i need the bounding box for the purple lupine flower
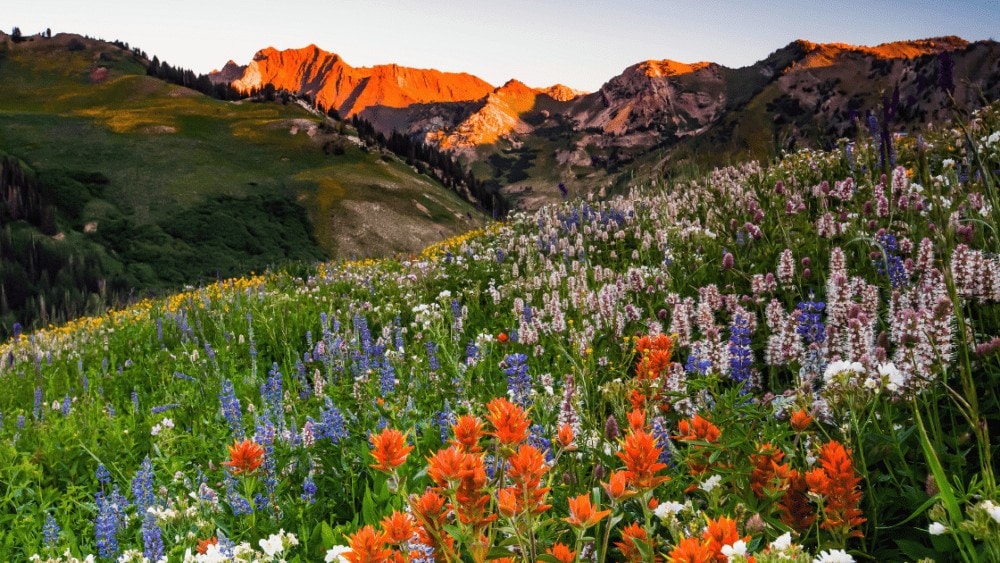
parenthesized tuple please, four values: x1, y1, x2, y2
(141, 510, 164, 562)
(465, 341, 479, 365)
(223, 473, 253, 516)
(219, 379, 245, 439)
(874, 232, 909, 288)
(796, 299, 826, 345)
(150, 403, 179, 415)
(173, 371, 195, 382)
(426, 341, 440, 371)
(379, 357, 396, 396)
(295, 359, 311, 400)
(502, 353, 532, 408)
(61, 395, 71, 416)
(96, 463, 111, 487)
(301, 473, 316, 504)
(131, 457, 155, 515)
(11, 322, 22, 342)
(685, 345, 711, 376)
(94, 487, 124, 558)
(43, 513, 60, 549)
(311, 397, 348, 444)
(434, 400, 456, 444)
(650, 416, 672, 465)
(33, 386, 43, 421)
(131, 389, 140, 412)
(728, 314, 754, 391)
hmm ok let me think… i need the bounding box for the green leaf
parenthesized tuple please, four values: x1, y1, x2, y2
(320, 521, 336, 548)
(361, 484, 380, 526)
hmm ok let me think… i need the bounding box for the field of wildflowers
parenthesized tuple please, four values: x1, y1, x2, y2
(1, 101, 999, 562)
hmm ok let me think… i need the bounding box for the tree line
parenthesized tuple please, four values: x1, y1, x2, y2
(350, 115, 510, 218)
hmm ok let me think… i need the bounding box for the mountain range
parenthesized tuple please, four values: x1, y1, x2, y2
(212, 35, 1000, 207)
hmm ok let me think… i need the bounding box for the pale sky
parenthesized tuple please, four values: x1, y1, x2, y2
(4, 1, 998, 92)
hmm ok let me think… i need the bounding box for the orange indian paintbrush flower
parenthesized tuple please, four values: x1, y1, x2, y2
(505, 444, 551, 515)
(546, 543, 576, 563)
(485, 397, 530, 446)
(675, 414, 721, 443)
(379, 510, 415, 545)
(789, 408, 813, 431)
(563, 493, 612, 530)
(616, 428, 670, 490)
(451, 414, 484, 453)
(807, 440, 866, 538)
(668, 536, 714, 563)
(556, 423, 576, 450)
(369, 427, 414, 473)
(616, 522, 655, 563)
(703, 515, 749, 563)
(344, 525, 393, 563)
(223, 439, 265, 475)
(426, 446, 472, 487)
(196, 537, 218, 555)
(602, 469, 635, 502)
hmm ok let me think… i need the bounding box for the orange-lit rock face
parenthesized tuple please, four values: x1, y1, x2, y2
(638, 59, 711, 77)
(228, 45, 494, 117)
(793, 36, 969, 69)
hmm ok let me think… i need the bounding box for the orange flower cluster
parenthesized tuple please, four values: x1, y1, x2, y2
(749, 444, 795, 499)
(675, 414, 722, 479)
(563, 493, 611, 530)
(344, 525, 394, 563)
(222, 439, 264, 475)
(546, 543, 576, 563)
(603, 410, 670, 503)
(806, 440, 866, 539)
(341, 511, 430, 562)
(789, 409, 813, 432)
(499, 444, 551, 517)
(616, 522, 657, 562)
(406, 399, 545, 563)
(631, 334, 675, 409)
(369, 428, 414, 473)
(485, 397, 530, 446)
(667, 516, 752, 563)
(195, 537, 218, 555)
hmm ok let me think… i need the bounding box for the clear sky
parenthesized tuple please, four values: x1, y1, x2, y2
(5, 0, 998, 92)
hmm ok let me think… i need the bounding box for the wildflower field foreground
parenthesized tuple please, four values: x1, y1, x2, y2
(2, 102, 1000, 563)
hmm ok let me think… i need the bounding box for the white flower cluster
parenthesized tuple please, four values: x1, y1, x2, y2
(181, 529, 298, 563)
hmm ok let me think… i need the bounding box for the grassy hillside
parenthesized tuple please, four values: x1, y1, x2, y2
(1, 98, 997, 561)
(0, 33, 484, 335)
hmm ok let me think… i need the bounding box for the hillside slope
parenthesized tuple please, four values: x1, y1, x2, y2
(0, 32, 484, 335)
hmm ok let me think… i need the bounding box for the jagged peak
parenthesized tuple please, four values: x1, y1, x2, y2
(791, 36, 969, 61)
(637, 59, 712, 77)
(496, 79, 533, 94)
(539, 84, 586, 101)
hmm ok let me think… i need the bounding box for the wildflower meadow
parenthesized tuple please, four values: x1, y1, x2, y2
(2, 101, 1000, 562)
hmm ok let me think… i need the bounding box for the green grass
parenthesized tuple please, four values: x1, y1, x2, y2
(0, 35, 482, 254)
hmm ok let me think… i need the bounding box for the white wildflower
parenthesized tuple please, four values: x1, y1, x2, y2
(325, 545, 351, 563)
(721, 540, 747, 557)
(813, 548, 855, 562)
(700, 474, 722, 493)
(928, 521, 947, 535)
(769, 532, 792, 551)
